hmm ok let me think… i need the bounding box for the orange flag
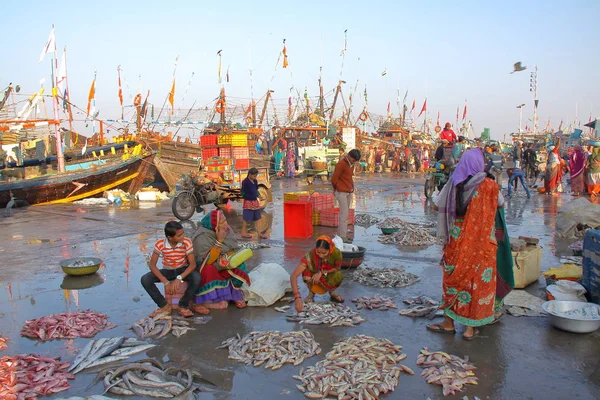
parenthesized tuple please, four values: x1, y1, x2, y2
(282, 40, 289, 68)
(417, 98, 427, 118)
(168, 79, 175, 113)
(86, 79, 95, 116)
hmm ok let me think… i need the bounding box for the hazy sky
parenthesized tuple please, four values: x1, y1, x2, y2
(2, 0, 599, 140)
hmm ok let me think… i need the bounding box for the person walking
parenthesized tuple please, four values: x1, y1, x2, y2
(331, 149, 361, 243)
(523, 144, 537, 180)
(513, 142, 523, 169)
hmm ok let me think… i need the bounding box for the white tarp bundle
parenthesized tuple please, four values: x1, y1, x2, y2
(242, 263, 291, 307)
(555, 198, 600, 238)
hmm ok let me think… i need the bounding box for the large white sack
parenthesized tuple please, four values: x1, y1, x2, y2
(241, 263, 291, 307)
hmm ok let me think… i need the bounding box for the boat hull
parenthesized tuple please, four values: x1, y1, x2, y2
(0, 154, 154, 207)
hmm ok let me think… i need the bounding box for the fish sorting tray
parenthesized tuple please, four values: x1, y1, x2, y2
(60, 257, 103, 276)
(341, 246, 366, 268)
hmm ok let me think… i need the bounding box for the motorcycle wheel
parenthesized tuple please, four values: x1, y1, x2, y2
(172, 191, 197, 221)
(424, 177, 436, 198)
(258, 186, 270, 209)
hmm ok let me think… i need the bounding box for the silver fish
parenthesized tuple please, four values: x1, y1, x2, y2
(82, 355, 130, 371)
(352, 295, 397, 311)
(285, 302, 365, 327)
(351, 266, 420, 288)
(68, 338, 95, 372)
(111, 343, 156, 357)
(354, 213, 381, 228)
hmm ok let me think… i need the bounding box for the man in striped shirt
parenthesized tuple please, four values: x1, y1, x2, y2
(141, 221, 203, 317)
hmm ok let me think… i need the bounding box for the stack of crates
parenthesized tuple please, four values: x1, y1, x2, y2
(310, 193, 335, 226)
(200, 135, 218, 146)
(319, 208, 356, 227)
(219, 147, 232, 158)
(202, 148, 219, 159)
(283, 190, 313, 238)
(232, 133, 249, 170)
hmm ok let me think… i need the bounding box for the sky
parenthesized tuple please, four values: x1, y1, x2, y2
(2, 0, 599, 140)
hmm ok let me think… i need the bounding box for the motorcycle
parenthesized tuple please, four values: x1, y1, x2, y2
(424, 161, 452, 198)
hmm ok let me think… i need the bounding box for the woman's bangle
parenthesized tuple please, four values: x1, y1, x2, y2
(293, 293, 301, 299)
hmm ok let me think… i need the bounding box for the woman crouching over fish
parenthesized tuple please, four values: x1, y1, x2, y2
(428, 148, 504, 340)
(290, 236, 344, 312)
(191, 210, 250, 310)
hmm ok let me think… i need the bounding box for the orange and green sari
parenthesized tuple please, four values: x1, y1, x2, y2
(440, 178, 499, 327)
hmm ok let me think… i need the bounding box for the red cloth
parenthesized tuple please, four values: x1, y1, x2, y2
(440, 129, 457, 143)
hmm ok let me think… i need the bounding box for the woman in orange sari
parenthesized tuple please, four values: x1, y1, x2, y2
(428, 148, 502, 340)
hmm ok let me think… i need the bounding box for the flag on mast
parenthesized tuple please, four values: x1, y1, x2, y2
(381, 68, 387, 76)
(282, 39, 289, 68)
(462, 102, 467, 121)
(39, 26, 56, 63)
(168, 80, 176, 114)
(86, 78, 95, 117)
(387, 101, 391, 114)
(117, 66, 123, 108)
(411, 99, 415, 112)
(456, 106, 459, 125)
(558, 120, 563, 131)
(417, 98, 427, 118)
(56, 50, 67, 93)
(437, 111, 440, 126)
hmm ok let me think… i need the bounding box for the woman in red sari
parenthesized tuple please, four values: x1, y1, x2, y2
(428, 148, 502, 340)
(544, 144, 563, 194)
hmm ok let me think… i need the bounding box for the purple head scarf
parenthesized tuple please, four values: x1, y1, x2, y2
(437, 148, 488, 243)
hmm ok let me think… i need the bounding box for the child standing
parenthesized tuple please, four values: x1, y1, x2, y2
(241, 168, 267, 239)
(141, 221, 205, 317)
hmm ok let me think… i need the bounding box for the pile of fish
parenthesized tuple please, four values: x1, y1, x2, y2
(295, 335, 411, 399)
(351, 295, 397, 311)
(217, 330, 321, 369)
(21, 310, 116, 341)
(69, 337, 156, 374)
(94, 359, 216, 397)
(132, 311, 195, 339)
(0, 354, 74, 398)
(286, 303, 365, 327)
(417, 348, 478, 397)
(0, 336, 7, 352)
(239, 242, 270, 250)
(378, 224, 438, 246)
(399, 296, 440, 317)
(67, 259, 98, 267)
(355, 214, 381, 228)
(351, 266, 420, 288)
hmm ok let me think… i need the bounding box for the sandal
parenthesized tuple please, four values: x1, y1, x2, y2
(462, 329, 481, 341)
(241, 234, 253, 239)
(304, 294, 315, 303)
(488, 313, 503, 325)
(330, 292, 344, 303)
(190, 304, 211, 315)
(234, 300, 247, 309)
(178, 307, 194, 318)
(426, 323, 456, 334)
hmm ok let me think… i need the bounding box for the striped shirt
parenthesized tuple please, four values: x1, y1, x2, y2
(153, 237, 193, 269)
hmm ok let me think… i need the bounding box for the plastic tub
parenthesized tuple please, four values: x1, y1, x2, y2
(542, 301, 600, 333)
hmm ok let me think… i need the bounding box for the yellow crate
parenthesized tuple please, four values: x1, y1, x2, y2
(218, 134, 232, 145)
(284, 191, 311, 202)
(231, 134, 248, 146)
(312, 210, 321, 226)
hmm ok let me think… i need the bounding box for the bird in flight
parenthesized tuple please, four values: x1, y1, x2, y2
(510, 62, 527, 74)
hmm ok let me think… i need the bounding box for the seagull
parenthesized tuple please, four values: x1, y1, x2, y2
(5, 191, 15, 215)
(510, 62, 527, 74)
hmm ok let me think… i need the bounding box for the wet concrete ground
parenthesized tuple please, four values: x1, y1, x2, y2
(1, 172, 599, 400)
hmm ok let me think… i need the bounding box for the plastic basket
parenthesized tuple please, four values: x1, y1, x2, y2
(232, 146, 250, 159)
(284, 201, 313, 238)
(231, 134, 248, 146)
(202, 148, 219, 159)
(235, 158, 250, 169)
(311, 193, 335, 211)
(284, 191, 311, 202)
(200, 135, 218, 146)
(319, 208, 355, 227)
(312, 210, 321, 226)
(218, 134, 232, 145)
(219, 147, 232, 158)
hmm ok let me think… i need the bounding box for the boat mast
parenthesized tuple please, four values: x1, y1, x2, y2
(531, 65, 539, 134)
(259, 90, 273, 127)
(50, 27, 65, 172)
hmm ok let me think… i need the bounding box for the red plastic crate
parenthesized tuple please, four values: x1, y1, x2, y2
(235, 158, 250, 169)
(202, 148, 219, 159)
(219, 147, 232, 158)
(284, 201, 313, 238)
(200, 134, 218, 146)
(232, 146, 250, 159)
(319, 208, 355, 227)
(311, 193, 335, 211)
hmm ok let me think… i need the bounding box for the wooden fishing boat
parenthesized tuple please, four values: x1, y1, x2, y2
(0, 152, 154, 207)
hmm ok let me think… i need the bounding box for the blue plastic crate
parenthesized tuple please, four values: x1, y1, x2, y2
(582, 229, 600, 305)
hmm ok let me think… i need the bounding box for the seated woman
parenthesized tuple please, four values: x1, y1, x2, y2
(290, 236, 344, 312)
(191, 210, 250, 309)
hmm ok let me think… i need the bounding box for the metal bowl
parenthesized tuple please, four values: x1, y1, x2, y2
(541, 300, 600, 333)
(341, 246, 366, 269)
(60, 257, 103, 276)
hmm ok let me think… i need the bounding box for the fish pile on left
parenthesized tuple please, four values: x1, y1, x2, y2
(295, 335, 412, 399)
(417, 347, 478, 397)
(132, 311, 196, 339)
(20, 310, 116, 341)
(94, 358, 217, 397)
(286, 303, 366, 327)
(0, 336, 8, 352)
(0, 354, 74, 398)
(352, 295, 398, 311)
(217, 329, 321, 369)
(69, 337, 156, 374)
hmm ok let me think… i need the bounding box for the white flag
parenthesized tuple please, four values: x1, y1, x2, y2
(56, 49, 67, 92)
(39, 26, 56, 63)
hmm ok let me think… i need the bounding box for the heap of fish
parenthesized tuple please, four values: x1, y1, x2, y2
(355, 214, 381, 228)
(286, 303, 365, 327)
(352, 295, 397, 311)
(239, 242, 270, 250)
(69, 337, 156, 374)
(0, 354, 74, 399)
(95, 359, 217, 398)
(217, 330, 321, 369)
(132, 311, 196, 339)
(417, 348, 478, 397)
(378, 221, 438, 246)
(399, 296, 440, 317)
(351, 266, 420, 288)
(0, 336, 7, 352)
(295, 335, 412, 399)
(21, 310, 116, 341)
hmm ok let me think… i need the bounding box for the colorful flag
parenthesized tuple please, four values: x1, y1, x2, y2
(117, 67, 123, 107)
(282, 40, 289, 68)
(141, 90, 150, 118)
(525, 125, 530, 132)
(402, 90, 408, 104)
(417, 99, 427, 118)
(39, 26, 56, 63)
(558, 120, 563, 131)
(387, 101, 391, 114)
(364, 86, 368, 103)
(411, 100, 415, 112)
(437, 111, 440, 126)
(217, 50, 222, 83)
(56, 49, 67, 93)
(86, 78, 95, 117)
(462, 103, 467, 121)
(544, 119, 551, 131)
(245, 102, 252, 115)
(288, 97, 292, 106)
(168, 79, 175, 114)
(381, 68, 387, 77)
(304, 88, 308, 100)
(226, 66, 230, 83)
(456, 106, 459, 125)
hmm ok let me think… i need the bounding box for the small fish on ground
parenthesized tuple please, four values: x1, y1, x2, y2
(0, 336, 7, 352)
(417, 347, 478, 397)
(355, 214, 381, 228)
(399, 295, 440, 317)
(20, 310, 116, 341)
(286, 302, 365, 327)
(274, 305, 291, 313)
(351, 266, 420, 288)
(131, 312, 195, 339)
(352, 295, 397, 311)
